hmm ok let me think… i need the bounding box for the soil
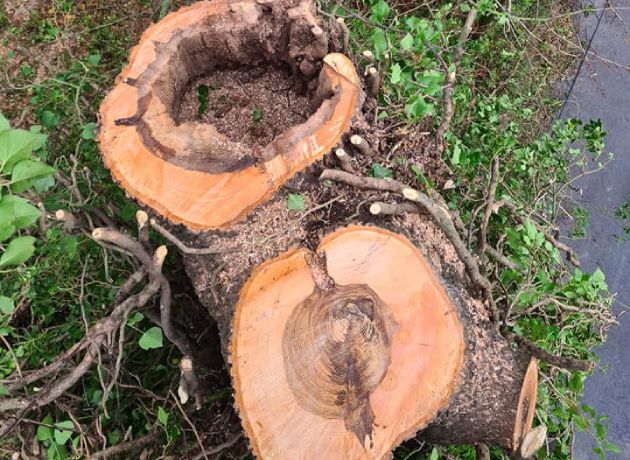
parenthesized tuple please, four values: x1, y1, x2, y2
(175, 65, 316, 148)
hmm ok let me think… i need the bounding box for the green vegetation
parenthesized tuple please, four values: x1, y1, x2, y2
(0, 0, 616, 458)
(338, 0, 615, 458)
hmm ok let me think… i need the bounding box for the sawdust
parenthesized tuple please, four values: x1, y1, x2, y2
(175, 66, 316, 149)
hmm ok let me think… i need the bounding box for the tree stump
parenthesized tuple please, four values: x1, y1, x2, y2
(98, 0, 360, 230)
(226, 226, 538, 458)
(97, 0, 540, 457)
(231, 226, 464, 458)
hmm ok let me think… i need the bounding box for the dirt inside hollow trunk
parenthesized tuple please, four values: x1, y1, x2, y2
(175, 64, 317, 148)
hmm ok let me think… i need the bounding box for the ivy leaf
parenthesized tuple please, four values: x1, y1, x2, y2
(0, 236, 36, 267)
(0, 195, 41, 229)
(127, 312, 144, 327)
(37, 415, 54, 441)
(0, 383, 9, 396)
(0, 113, 10, 133)
(61, 236, 79, 259)
(54, 420, 74, 445)
(287, 194, 305, 211)
(139, 326, 163, 350)
(400, 33, 414, 51)
(404, 96, 435, 118)
(372, 29, 388, 58)
(370, 163, 393, 179)
(390, 63, 402, 84)
(0, 129, 36, 172)
(0, 224, 15, 243)
(85, 54, 101, 66)
(0, 296, 15, 315)
(370, 0, 390, 23)
(11, 159, 56, 192)
(157, 406, 169, 426)
(40, 111, 59, 130)
(81, 123, 98, 140)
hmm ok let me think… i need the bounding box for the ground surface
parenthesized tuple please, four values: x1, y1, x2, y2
(562, 0, 630, 457)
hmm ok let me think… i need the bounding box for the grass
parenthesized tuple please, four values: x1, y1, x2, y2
(0, 0, 617, 458)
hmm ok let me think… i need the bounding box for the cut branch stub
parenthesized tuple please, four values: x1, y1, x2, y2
(230, 226, 465, 459)
(98, 0, 360, 231)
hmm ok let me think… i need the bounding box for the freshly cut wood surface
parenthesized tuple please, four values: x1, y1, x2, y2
(98, 0, 359, 230)
(513, 357, 539, 450)
(230, 226, 465, 459)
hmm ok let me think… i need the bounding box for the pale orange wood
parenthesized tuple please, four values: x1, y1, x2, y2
(513, 357, 539, 451)
(98, 0, 359, 231)
(231, 226, 465, 459)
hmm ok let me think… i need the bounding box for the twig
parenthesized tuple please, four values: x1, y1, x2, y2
(503, 202, 580, 266)
(191, 433, 244, 460)
(366, 66, 380, 97)
(504, 331, 594, 372)
(362, 50, 376, 66)
(149, 219, 226, 255)
(477, 156, 499, 256)
(336, 18, 349, 52)
(435, 8, 478, 154)
(89, 431, 157, 459)
(136, 210, 150, 249)
(369, 201, 418, 216)
(350, 134, 374, 157)
(171, 391, 209, 460)
(486, 246, 520, 271)
(334, 148, 356, 174)
(319, 169, 494, 306)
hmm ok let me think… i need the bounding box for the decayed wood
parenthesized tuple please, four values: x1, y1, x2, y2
(98, 0, 360, 231)
(230, 226, 465, 459)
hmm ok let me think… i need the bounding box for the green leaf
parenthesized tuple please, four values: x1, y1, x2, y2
(81, 123, 98, 140)
(0, 296, 15, 315)
(400, 33, 414, 51)
(197, 85, 209, 117)
(86, 54, 101, 66)
(157, 406, 169, 426)
(429, 447, 439, 460)
(0, 382, 9, 396)
(390, 63, 402, 84)
(287, 194, 305, 211)
(460, 3, 471, 12)
(54, 420, 74, 445)
(11, 159, 56, 192)
(370, 163, 393, 179)
(0, 113, 10, 133)
(127, 312, 144, 326)
(37, 415, 54, 441)
(0, 236, 36, 267)
(0, 224, 15, 243)
(0, 129, 37, 172)
(372, 29, 388, 57)
(404, 96, 435, 118)
(252, 107, 263, 122)
(33, 174, 55, 193)
(61, 237, 79, 259)
(41, 111, 60, 130)
(370, 0, 390, 22)
(0, 195, 41, 229)
(139, 326, 163, 350)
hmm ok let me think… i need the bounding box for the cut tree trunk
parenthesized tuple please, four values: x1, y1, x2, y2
(98, 0, 360, 230)
(97, 1, 540, 457)
(228, 226, 538, 459)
